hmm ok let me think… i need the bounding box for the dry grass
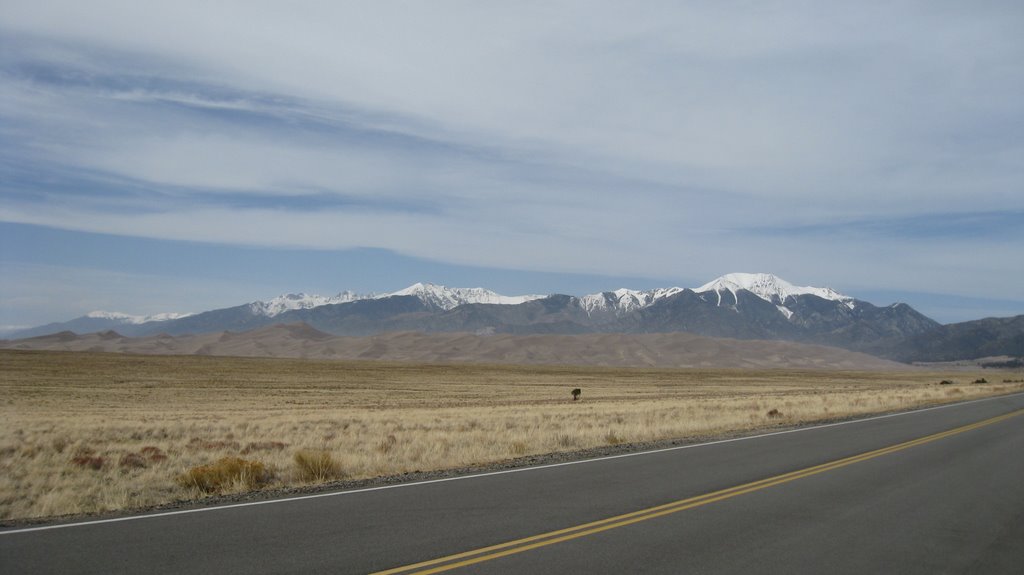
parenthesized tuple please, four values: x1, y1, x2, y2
(293, 450, 343, 483)
(178, 457, 272, 494)
(1, 349, 1021, 521)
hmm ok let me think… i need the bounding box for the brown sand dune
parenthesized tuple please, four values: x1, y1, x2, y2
(1, 323, 910, 370)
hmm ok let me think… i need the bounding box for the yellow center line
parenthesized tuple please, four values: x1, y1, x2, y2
(373, 408, 1024, 575)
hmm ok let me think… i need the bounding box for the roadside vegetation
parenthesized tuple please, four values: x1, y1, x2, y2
(1, 349, 1021, 521)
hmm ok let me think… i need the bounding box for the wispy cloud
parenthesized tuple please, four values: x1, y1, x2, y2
(748, 211, 1024, 241)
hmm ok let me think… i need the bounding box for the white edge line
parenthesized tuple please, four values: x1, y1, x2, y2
(3, 391, 1022, 536)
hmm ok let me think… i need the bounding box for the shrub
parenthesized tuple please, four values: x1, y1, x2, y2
(71, 455, 106, 470)
(294, 450, 343, 483)
(178, 457, 272, 493)
(973, 378, 988, 384)
(119, 453, 148, 469)
(140, 446, 168, 462)
(767, 409, 783, 419)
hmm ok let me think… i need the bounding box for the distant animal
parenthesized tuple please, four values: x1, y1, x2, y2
(571, 388, 582, 401)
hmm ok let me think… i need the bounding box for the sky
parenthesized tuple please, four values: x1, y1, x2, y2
(1, 1, 1023, 332)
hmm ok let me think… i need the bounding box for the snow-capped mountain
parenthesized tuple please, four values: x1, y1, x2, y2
(693, 272, 856, 320)
(250, 291, 376, 317)
(579, 288, 684, 316)
(695, 273, 853, 306)
(248, 283, 545, 317)
(387, 283, 545, 310)
(578, 273, 851, 317)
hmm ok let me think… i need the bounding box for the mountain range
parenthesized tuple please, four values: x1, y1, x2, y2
(6, 273, 1022, 363)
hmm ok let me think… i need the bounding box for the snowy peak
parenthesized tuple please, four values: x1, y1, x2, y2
(578, 273, 854, 318)
(695, 273, 853, 305)
(579, 287, 684, 315)
(85, 310, 193, 324)
(387, 283, 545, 310)
(251, 291, 373, 317)
(250, 283, 545, 316)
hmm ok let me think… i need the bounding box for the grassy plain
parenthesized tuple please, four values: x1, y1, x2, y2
(2, 349, 1021, 521)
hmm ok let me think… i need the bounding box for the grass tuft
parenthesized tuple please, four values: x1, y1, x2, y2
(556, 433, 578, 448)
(293, 449, 343, 483)
(377, 435, 397, 454)
(178, 457, 271, 493)
(241, 441, 288, 455)
(604, 431, 624, 445)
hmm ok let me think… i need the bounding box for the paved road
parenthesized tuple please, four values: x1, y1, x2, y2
(3, 393, 1023, 574)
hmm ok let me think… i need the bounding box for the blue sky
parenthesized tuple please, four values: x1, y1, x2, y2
(2, 1, 1023, 331)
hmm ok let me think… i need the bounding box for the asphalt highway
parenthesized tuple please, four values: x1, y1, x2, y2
(3, 393, 1023, 574)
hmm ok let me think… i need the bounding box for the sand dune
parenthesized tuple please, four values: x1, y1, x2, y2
(1, 323, 911, 370)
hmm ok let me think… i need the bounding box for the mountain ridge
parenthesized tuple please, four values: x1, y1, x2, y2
(14, 273, 859, 337)
(8, 273, 1020, 363)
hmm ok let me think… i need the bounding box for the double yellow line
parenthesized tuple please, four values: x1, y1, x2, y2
(374, 408, 1024, 575)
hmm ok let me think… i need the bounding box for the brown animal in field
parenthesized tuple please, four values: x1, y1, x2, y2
(571, 388, 581, 401)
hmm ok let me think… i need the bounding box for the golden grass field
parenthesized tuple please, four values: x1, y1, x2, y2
(2, 349, 1021, 521)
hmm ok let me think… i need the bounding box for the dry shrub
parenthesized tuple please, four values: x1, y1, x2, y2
(767, 408, 783, 419)
(178, 457, 271, 493)
(293, 449, 343, 483)
(71, 455, 106, 470)
(241, 441, 287, 455)
(140, 446, 167, 462)
(119, 453, 148, 469)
